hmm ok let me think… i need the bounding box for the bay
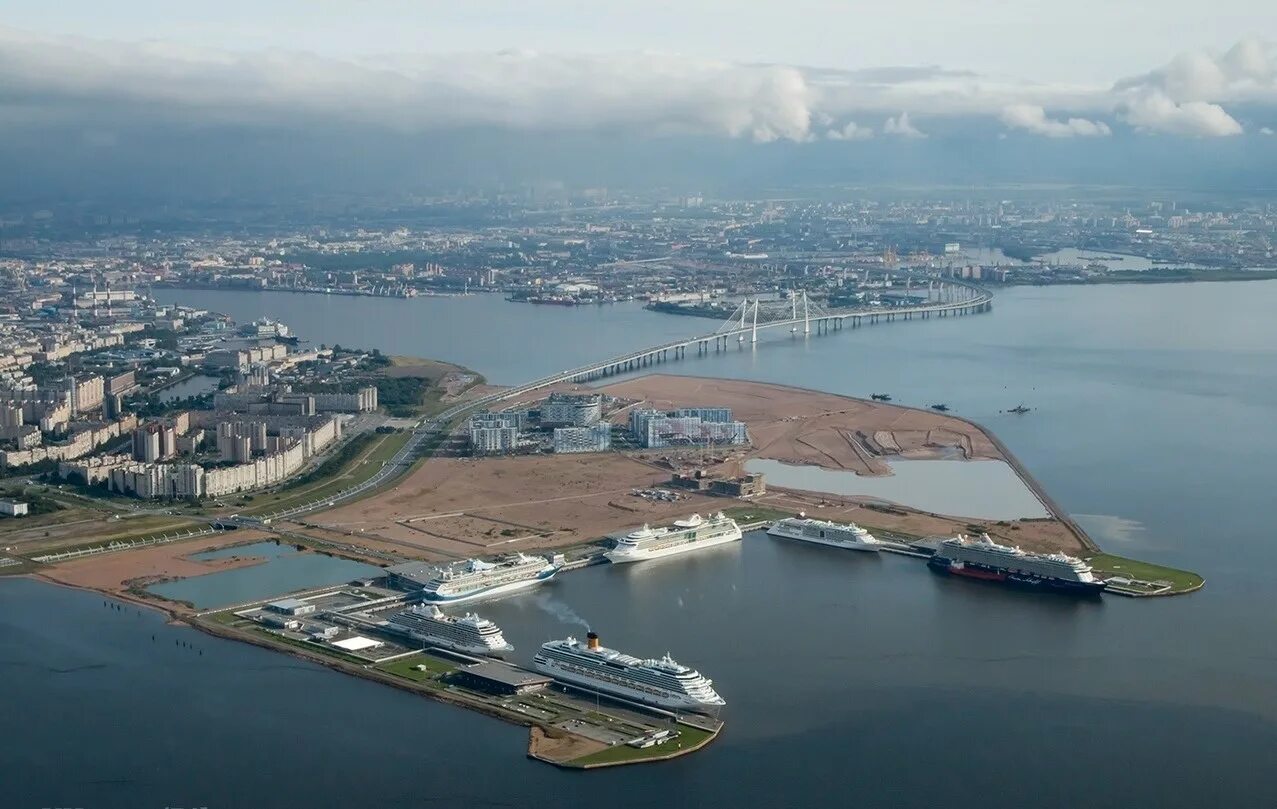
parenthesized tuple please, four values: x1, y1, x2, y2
(7, 280, 1273, 808)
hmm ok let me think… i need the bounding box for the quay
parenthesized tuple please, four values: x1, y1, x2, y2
(189, 583, 723, 769)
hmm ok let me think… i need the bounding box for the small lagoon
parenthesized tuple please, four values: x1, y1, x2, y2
(745, 457, 1050, 521)
(146, 541, 381, 609)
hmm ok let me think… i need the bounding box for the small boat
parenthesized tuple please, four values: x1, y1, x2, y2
(870, 393, 892, 401)
(930, 403, 950, 412)
(1009, 404, 1031, 414)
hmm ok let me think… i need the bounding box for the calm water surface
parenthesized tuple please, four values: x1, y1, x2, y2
(8, 281, 1277, 808)
(146, 541, 381, 609)
(745, 457, 1050, 520)
(157, 373, 220, 403)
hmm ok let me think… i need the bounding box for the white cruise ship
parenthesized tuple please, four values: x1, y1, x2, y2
(384, 604, 513, 655)
(605, 512, 742, 564)
(767, 516, 882, 552)
(533, 632, 725, 712)
(929, 534, 1106, 594)
(421, 553, 563, 604)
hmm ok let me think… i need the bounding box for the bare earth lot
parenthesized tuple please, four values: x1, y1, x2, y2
(308, 375, 1089, 556)
(37, 531, 274, 602)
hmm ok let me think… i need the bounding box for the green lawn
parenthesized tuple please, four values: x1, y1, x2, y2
(244, 430, 411, 515)
(29, 518, 206, 556)
(722, 504, 794, 523)
(1086, 553, 1204, 592)
(206, 609, 250, 627)
(376, 652, 459, 680)
(569, 723, 716, 767)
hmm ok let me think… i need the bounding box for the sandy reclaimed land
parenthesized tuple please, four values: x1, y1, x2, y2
(37, 530, 276, 600)
(308, 451, 733, 555)
(305, 375, 1090, 556)
(601, 374, 1000, 476)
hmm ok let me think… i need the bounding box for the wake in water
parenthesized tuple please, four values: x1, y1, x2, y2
(530, 591, 591, 631)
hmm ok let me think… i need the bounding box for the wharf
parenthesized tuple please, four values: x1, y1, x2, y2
(195, 604, 723, 770)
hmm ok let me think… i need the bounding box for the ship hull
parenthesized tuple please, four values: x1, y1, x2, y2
(422, 567, 558, 604)
(405, 632, 512, 657)
(605, 528, 743, 564)
(928, 556, 1106, 594)
(533, 659, 724, 712)
(767, 524, 881, 552)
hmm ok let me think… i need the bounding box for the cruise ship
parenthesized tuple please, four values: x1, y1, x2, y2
(533, 632, 725, 712)
(767, 516, 882, 552)
(420, 553, 563, 604)
(385, 604, 513, 656)
(605, 512, 742, 564)
(928, 534, 1107, 594)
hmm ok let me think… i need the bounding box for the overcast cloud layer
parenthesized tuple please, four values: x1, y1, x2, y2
(0, 28, 1274, 144)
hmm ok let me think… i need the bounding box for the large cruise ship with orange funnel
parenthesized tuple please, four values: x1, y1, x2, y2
(533, 631, 725, 712)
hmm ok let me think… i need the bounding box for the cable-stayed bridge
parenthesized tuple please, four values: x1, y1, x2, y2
(241, 278, 992, 523)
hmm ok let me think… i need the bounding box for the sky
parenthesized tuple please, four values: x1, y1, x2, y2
(5, 1, 1271, 82)
(1, 3, 1275, 200)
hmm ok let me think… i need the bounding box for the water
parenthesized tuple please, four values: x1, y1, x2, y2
(155, 289, 708, 383)
(744, 457, 1050, 520)
(9, 280, 1277, 807)
(157, 373, 220, 403)
(145, 541, 381, 609)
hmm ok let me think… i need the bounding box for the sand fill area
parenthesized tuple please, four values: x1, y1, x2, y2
(302, 375, 1087, 555)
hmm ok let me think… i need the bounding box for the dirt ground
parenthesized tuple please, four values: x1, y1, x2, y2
(37, 530, 275, 598)
(304, 375, 1089, 556)
(306, 451, 733, 557)
(527, 726, 606, 764)
(601, 375, 1000, 476)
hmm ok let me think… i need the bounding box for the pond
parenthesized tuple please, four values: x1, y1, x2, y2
(146, 541, 381, 609)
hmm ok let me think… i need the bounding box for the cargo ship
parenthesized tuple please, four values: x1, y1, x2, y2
(533, 632, 725, 712)
(605, 512, 743, 564)
(420, 553, 563, 604)
(385, 604, 513, 656)
(928, 534, 1106, 594)
(767, 516, 882, 551)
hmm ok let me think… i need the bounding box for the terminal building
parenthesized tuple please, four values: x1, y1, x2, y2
(448, 660, 551, 697)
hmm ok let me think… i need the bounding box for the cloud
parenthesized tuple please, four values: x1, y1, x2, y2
(825, 121, 873, 141)
(1109, 38, 1272, 135)
(0, 28, 816, 142)
(1115, 38, 1276, 103)
(882, 111, 925, 138)
(999, 104, 1111, 137)
(1262, 126, 1275, 136)
(0, 26, 1271, 143)
(1119, 92, 1243, 136)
